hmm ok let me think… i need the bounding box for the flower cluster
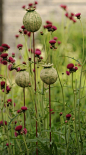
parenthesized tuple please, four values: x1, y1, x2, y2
(66, 63, 78, 75)
(15, 125, 27, 137)
(60, 4, 77, 23)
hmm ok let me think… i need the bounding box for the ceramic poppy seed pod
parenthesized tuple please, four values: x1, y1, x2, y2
(40, 63, 57, 85)
(15, 71, 29, 88)
(23, 8, 42, 32)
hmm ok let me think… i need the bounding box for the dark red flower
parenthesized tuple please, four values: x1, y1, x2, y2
(28, 48, 33, 53)
(65, 12, 69, 18)
(28, 3, 33, 7)
(71, 13, 74, 16)
(58, 41, 61, 45)
(60, 4, 67, 10)
(21, 25, 25, 30)
(40, 31, 43, 35)
(6, 85, 11, 94)
(35, 49, 41, 56)
(22, 5, 26, 9)
(66, 114, 71, 120)
(53, 37, 58, 40)
(67, 63, 74, 69)
(0, 81, 5, 89)
(27, 32, 31, 37)
(0, 120, 3, 126)
(15, 34, 19, 38)
(22, 61, 26, 65)
(75, 13, 81, 19)
(17, 109, 21, 113)
(34, 1, 38, 5)
(51, 26, 57, 32)
(15, 125, 22, 131)
(72, 18, 77, 23)
(8, 64, 13, 71)
(0, 46, 4, 52)
(12, 52, 15, 57)
(19, 29, 22, 33)
(45, 24, 52, 30)
(21, 106, 27, 112)
(66, 71, 70, 75)
(17, 44, 23, 50)
(15, 132, 18, 137)
(1, 53, 8, 59)
(6, 143, 11, 147)
(46, 21, 52, 25)
(17, 67, 21, 72)
(28, 57, 31, 61)
(73, 66, 78, 71)
(60, 112, 63, 116)
(23, 128, 27, 134)
(7, 99, 12, 104)
(15, 121, 17, 124)
(24, 30, 27, 34)
(2, 44, 10, 50)
(8, 57, 15, 63)
(0, 120, 7, 126)
(2, 60, 7, 65)
(49, 40, 56, 45)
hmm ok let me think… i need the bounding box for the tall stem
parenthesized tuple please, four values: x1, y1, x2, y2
(49, 84, 51, 147)
(23, 88, 26, 128)
(33, 32, 38, 155)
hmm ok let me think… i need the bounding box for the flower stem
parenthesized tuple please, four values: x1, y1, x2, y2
(23, 88, 26, 128)
(80, 19, 84, 61)
(33, 32, 38, 155)
(49, 84, 51, 147)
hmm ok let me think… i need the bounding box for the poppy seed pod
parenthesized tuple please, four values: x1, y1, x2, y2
(40, 63, 57, 85)
(15, 71, 29, 88)
(23, 8, 42, 32)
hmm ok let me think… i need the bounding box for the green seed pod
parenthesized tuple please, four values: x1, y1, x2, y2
(15, 71, 29, 88)
(23, 8, 42, 32)
(40, 63, 57, 85)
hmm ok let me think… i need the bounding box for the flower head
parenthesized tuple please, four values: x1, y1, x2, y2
(2, 60, 7, 65)
(66, 71, 70, 75)
(0, 46, 4, 52)
(66, 114, 71, 120)
(21, 25, 25, 30)
(75, 13, 81, 19)
(46, 20, 52, 25)
(51, 26, 57, 32)
(21, 106, 27, 112)
(1, 53, 8, 59)
(58, 41, 61, 45)
(8, 57, 15, 64)
(27, 32, 31, 37)
(15, 34, 19, 38)
(60, 112, 63, 116)
(67, 63, 74, 69)
(17, 109, 21, 113)
(17, 44, 23, 50)
(23, 128, 27, 134)
(49, 40, 56, 45)
(1, 44, 10, 50)
(6, 85, 11, 94)
(53, 37, 58, 40)
(0, 81, 5, 89)
(15, 125, 22, 132)
(60, 4, 67, 11)
(12, 52, 15, 57)
(35, 49, 41, 56)
(22, 5, 26, 9)
(34, 1, 38, 5)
